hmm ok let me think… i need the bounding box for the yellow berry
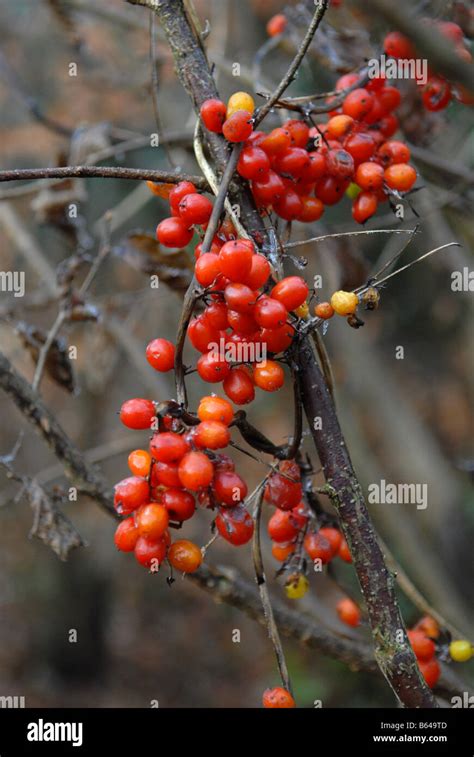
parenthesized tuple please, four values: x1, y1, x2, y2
(330, 290, 359, 316)
(227, 91, 255, 119)
(295, 301, 309, 319)
(346, 182, 362, 200)
(449, 640, 473, 662)
(285, 574, 309, 600)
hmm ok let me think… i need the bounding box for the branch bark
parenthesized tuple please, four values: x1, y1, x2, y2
(0, 166, 208, 190)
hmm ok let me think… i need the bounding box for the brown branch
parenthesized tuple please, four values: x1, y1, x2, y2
(0, 166, 209, 190)
(297, 335, 437, 707)
(0, 350, 116, 517)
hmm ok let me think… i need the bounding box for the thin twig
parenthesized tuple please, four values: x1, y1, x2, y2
(0, 166, 208, 190)
(284, 228, 415, 250)
(254, 0, 329, 127)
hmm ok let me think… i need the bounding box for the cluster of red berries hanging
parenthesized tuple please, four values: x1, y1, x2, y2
(115, 390, 260, 572)
(197, 87, 419, 226)
(383, 24, 473, 110)
(406, 615, 473, 689)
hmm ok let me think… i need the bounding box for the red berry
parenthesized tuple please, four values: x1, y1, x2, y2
(213, 469, 248, 505)
(237, 146, 271, 180)
(134, 534, 167, 568)
(252, 170, 285, 205)
(195, 420, 230, 450)
(421, 76, 451, 111)
(197, 352, 231, 383)
(342, 88, 374, 120)
(254, 296, 287, 329)
(268, 508, 307, 543)
(227, 309, 259, 335)
(319, 527, 342, 553)
(271, 276, 309, 311)
(169, 181, 197, 213)
(378, 86, 401, 113)
(355, 162, 384, 191)
(407, 630, 436, 662)
(352, 191, 378, 224)
(377, 140, 410, 166)
(200, 98, 227, 133)
(338, 537, 352, 562)
(418, 658, 441, 688)
(150, 432, 189, 463)
(326, 114, 354, 139)
(254, 360, 284, 392)
(274, 147, 311, 179)
(162, 488, 196, 521)
(136, 502, 169, 539)
(344, 132, 376, 164)
(383, 31, 416, 59)
(120, 398, 155, 430)
(188, 315, 221, 353)
(284, 119, 310, 148)
(178, 450, 214, 490)
(215, 504, 254, 545)
(168, 539, 202, 573)
(273, 189, 303, 221)
(222, 110, 253, 142)
(241, 254, 271, 289)
(264, 471, 302, 511)
(304, 531, 335, 563)
(314, 302, 334, 320)
(198, 395, 234, 425)
(379, 114, 399, 138)
(178, 193, 213, 226)
(151, 461, 181, 488)
(259, 323, 295, 352)
(262, 687, 295, 708)
(384, 163, 417, 191)
(315, 175, 349, 205)
(326, 148, 355, 180)
(224, 282, 258, 314)
(195, 253, 221, 287)
(260, 127, 291, 155)
(218, 240, 254, 282)
(203, 302, 228, 330)
(114, 517, 139, 552)
(223, 368, 255, 404)
(114, 476, 150, 515)
(156, 217, 193, 248)
(146, 338, 175, 372)
(336, 597, 361, 627)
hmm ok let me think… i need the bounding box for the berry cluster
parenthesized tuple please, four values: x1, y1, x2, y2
(198, 86, 418, 226)
(384, 24, 473, 110)
(114, 393, 256, 572)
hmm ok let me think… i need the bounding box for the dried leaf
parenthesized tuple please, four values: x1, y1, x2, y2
(113, 230, 193, 293)
(15, 321, 77, 394)
(146, 181, 176, 199)
(27, 479, 85, 560)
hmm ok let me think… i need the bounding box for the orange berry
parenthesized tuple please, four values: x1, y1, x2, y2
(127, 449, 151, 478)
(262, 687, 295, 708)
(168, 540, 202, 573)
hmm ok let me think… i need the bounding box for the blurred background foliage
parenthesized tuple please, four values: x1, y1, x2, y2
(0, 0, 472, 707)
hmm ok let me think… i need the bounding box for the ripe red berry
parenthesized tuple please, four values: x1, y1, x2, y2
(169, 181, 197, 213)
(421, 76, 452, 111)
(355, 162, 384, 191)
(114, 476, 150, 515)
(156, 217, 193, 248)
(377, 140, 411, 166)
(237, 146, 271, 180)
(315, 175, 349, 205)
(222, 110, 253, 142)
(378, 86, 401, 113)
(254, 296, 287, 329)
(383, 31, 416, 59)
(297, 196, 324, 223)
(418, 658, 441, 688)
(178, 193, 213, 226)
(223, 367, 255, 404)
(197, 395, 233, 425)
(195, 253, 221, 287)
(162, 488, 196, 521)
(188, 315, 220, 353)
(271, 276, 309, 312)
(407, 630, 436, 662)
(274, 147, 311, 179)
(268, 508, 307, 543)
(151, 461, 181, 488)
(178, 450, 214, 490)
(134, 534, 167, 568)
(252, 170, 285, 205)
(336, 597, 361, 627)
(384, 163, 417, 191)
(195, 420, 230, 450)
(304, 531, 335, 564)
(224, 282, 257, 314)
(218, 240, 254, 282)
(136, 502, 169, 540)
(226, 309, 258, 335)
(326, 114, 354, 139)
(260, 127, 291, 155)
(352, 191, 378, 224)
(302, 151, 327, 182)
(197, 352, 231, 383)
(242, 254, 271, 290)
(338, 536, 352, 563)
(213, 469, 248, 505)
(168, 539, 202, 573)
(114, 517, 139, 552)
(202, 302, 228, 330)
(272, 542, 295, 561)
(343, 88, 374, 120)
(264, 471, 301, 511)
(128, 449, 152, 478)
(150, 432, 189, 463)
(146, 338, 175, 372)
(215, 504, 254, 545)
(344, 132, 376, 164)
(200, 98, 227, 133)
(262, 687, 295, 708)
(319, 527, 343, 553)
(284, 119, 310, 148)
(120, 398, 155, 430)
(273, 190, 303, 221)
